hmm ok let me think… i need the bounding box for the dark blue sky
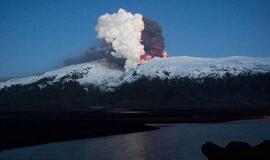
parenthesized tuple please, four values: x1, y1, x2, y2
(1, 0, 270, 77)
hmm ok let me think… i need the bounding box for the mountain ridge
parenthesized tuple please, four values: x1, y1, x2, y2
(1, 56, 270, 91)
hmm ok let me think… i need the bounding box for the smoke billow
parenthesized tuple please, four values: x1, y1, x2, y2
(64, 9, 165, 70)
(95, 9, 145, 70)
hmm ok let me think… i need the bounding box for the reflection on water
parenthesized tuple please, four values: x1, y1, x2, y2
(1, 119, 270, 160)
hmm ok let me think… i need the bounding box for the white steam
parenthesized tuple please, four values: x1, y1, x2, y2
(96, 9, 145, 70)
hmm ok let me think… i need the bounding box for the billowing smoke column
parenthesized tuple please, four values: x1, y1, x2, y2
(96, 9, 145, 70)
(64, 9, 165, 70)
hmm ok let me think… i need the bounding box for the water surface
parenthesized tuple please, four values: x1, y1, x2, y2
(1, 119, 270, 160)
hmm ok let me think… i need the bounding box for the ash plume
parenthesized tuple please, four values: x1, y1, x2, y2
(64, 44, 124, 67)
(142, 17, 164, 57)
(64, 9, 165, 70)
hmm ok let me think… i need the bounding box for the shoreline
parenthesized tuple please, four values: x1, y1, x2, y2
(1, 109, 270, 151)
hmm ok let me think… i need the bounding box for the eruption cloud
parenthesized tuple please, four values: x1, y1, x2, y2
(96, 9, 145, 70)
(64, 9, 165, 70)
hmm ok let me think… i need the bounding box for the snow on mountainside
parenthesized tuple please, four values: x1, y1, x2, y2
(1, 56, 270, 90)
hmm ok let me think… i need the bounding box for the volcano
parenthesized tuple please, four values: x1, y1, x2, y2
(1, 56, 270, 110)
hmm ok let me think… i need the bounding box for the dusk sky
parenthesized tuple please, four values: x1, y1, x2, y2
(0, 0, 269, 77)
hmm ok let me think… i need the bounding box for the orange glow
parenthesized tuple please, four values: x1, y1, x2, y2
(162, 52, 168, 59)
(139, 52, 168, 64)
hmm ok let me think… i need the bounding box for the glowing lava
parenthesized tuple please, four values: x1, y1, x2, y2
(139, 51, 168, 64)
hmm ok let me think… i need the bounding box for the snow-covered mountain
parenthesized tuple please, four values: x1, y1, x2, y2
(1, 56, 270, 90)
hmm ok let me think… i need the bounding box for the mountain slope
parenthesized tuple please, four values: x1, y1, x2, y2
(1, 56, 270, 90)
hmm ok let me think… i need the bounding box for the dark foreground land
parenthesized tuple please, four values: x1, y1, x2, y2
(202, 141, 270, 160)
(1, 108, 270, 151)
